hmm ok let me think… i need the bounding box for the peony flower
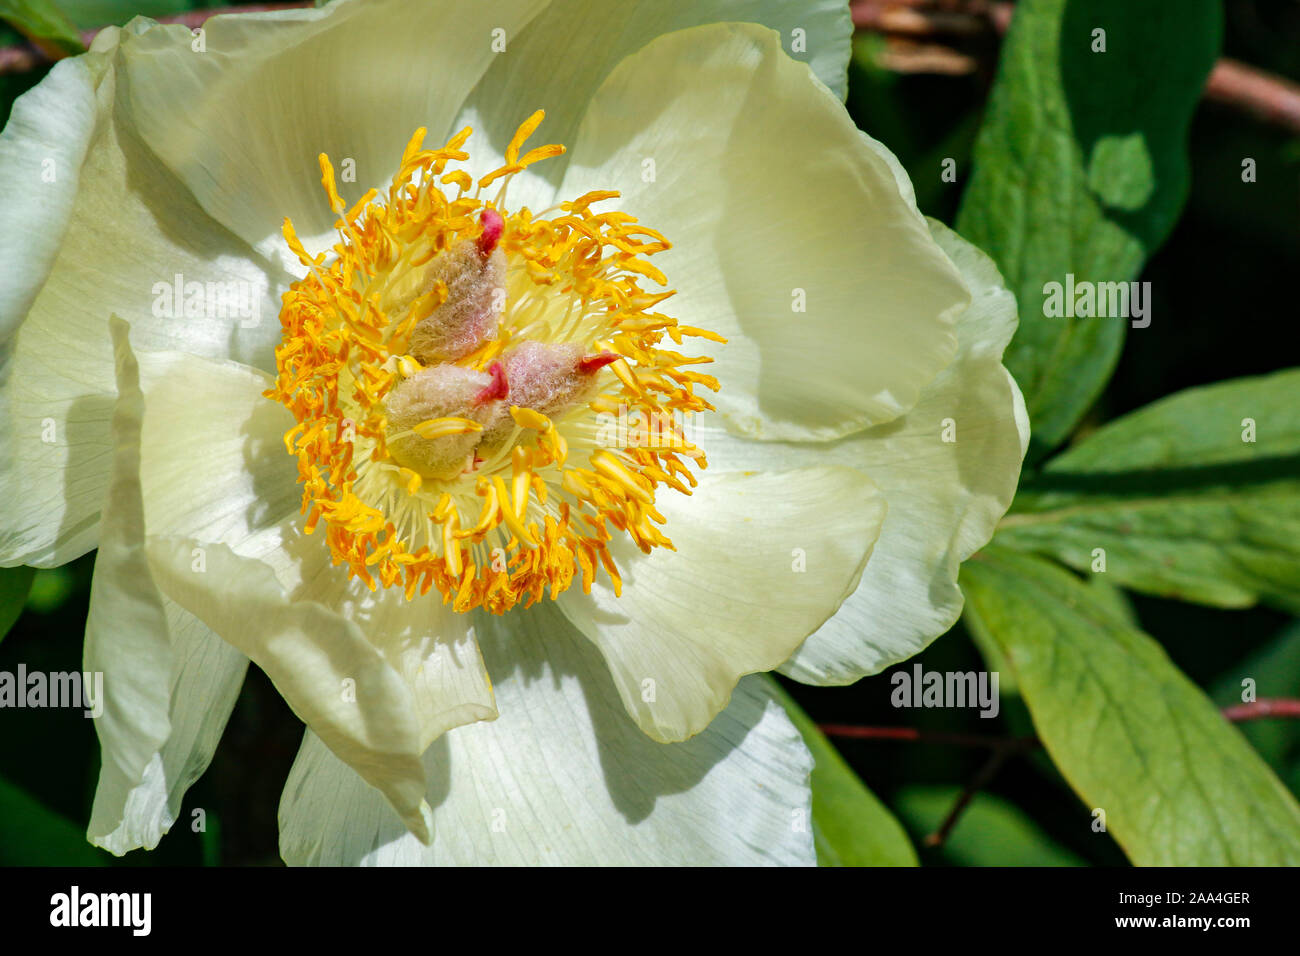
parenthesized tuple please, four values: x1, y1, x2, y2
(0, 0, 1027, 865)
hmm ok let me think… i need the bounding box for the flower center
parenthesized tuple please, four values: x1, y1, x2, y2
(265, 113, 723, 614)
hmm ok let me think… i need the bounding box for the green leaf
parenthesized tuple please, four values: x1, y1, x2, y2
(0, 773, 107, 865)
(0, 0, 84, 53)
(955, 0, 1220, 456)
(1081, 573, 1139, 626)
(997, 369, 1300, 612)
(0, 565, 34, 643)
(967, 575, 1135, 698)
(767, 678, 917, 866)
(961, 547, 1300, 865)
(895, 786, 1085, 866)
(24, 565, 74, 613)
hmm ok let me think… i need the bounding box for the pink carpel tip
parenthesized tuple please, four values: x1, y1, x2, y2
(473, 361, 509, 405)
(577, 351, 619, 374)
(476, 208, 505, 255)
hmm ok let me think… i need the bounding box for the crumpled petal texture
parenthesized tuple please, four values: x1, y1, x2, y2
(279, 603, 815, 866)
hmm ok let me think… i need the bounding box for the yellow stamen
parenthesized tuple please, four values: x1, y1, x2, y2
(412, 417, 484, 440)
(505, 110, 545, 166)
(264, 114, 724, 613)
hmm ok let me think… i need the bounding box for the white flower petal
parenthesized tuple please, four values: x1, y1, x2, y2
(559, 22, 968, 441)
(130, 351, 299, 553)
(145, 535, 435, 843)
(112, 0, 550, 265)
(279, 602, 815, 866)
(0, 45, 290, 567)
(88, 602, 248, 855)
(0, 50, 112, 567)
(0, 54, 101, 334)
(137, 410, 497, 763)
(454, 0, 853, 212)
(207, 515, 502, 759)
(558, 466, 886, 742)
(95, 319, 496, 842)
(691, 221, 1030, 683)
(85, 318, 249, 855)
(783, 221, 1029, 681)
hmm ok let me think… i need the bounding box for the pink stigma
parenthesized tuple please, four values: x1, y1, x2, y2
(473, 361, 509, 405)
(577, 351, 619, 374)
(477, 208, 505, 255)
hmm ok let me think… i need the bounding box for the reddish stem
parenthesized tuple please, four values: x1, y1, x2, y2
(817, 723, 1020, 749)
(1221, 698, 1300, 723)
(821, 698, 1300, 849)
